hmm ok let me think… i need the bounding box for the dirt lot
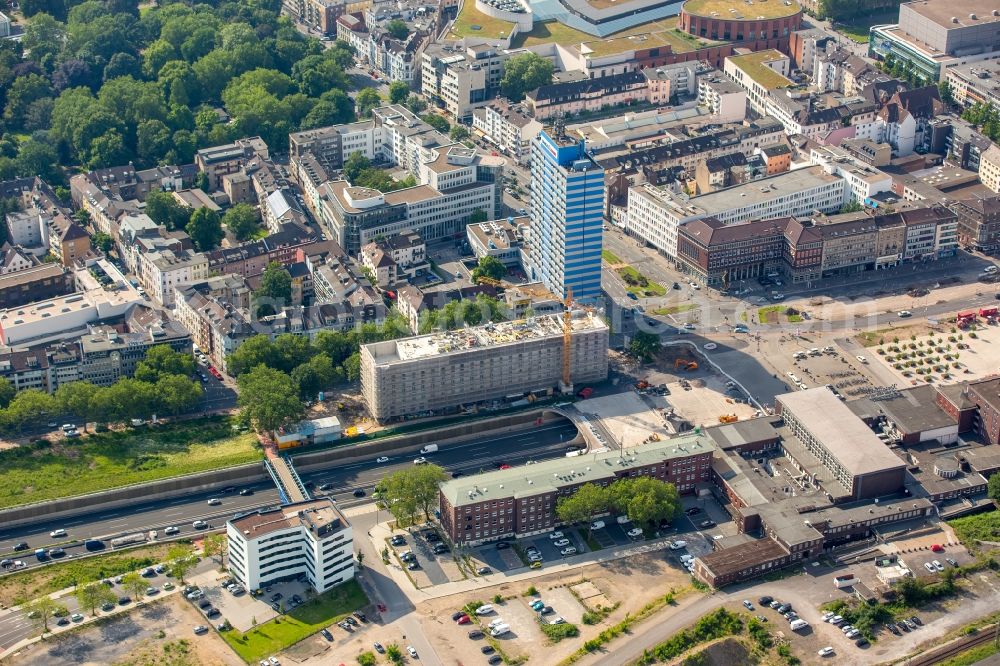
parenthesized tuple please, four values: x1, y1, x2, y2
(318, 551, 696, 665)
(8, 596, 240, 666)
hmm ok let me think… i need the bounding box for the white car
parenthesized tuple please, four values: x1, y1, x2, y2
(560, 546, 578, 556)
(548, 531, 564, 540)
(829, 615, 843, 625)
(856, 355, 868, 364)
(821, 611, 834, 622)
(50, 529, 67, 538)
(924, 562, 935, 573)
(413, 457, 428, 465)
(553, 538, 570, 547)
(475, 605, 494, 615)
(897, 310, 912, 318)
(376, 456, 389, 463)
(689, 282, 700, 290)
(668, 540, 687, 550)
(703, 342, 717, 350)
(818, 647, 834, 657)
(407, 646, 417, 658)
(627, 527, 643, 538)
(932, 560, 944, 571)
(590, 520, 605, 530)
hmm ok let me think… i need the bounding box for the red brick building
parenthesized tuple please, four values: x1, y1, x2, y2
(438, 434, 714, 546)
(678, 0, 803, 54)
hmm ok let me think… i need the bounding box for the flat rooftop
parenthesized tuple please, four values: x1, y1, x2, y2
(665, 165, 843, 217)
(778, 388, 907, 478)
(902, 0, 1000, 30)
(441, 432, 715, 507)
(698, 536, 789, 578)
(683, 0, 801, 20)
(368, 312, 606, 363)
(847, 385, 957, 436)
(727, 50, 794, 89)
(230, 498, 346, 540)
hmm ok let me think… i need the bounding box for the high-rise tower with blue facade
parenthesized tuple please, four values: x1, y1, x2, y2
(529, 128, 604, 302)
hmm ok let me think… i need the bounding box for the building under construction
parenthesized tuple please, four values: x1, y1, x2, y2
(360, 312, 609, 422)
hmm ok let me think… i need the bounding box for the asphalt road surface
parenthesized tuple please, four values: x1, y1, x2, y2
(0, 421, 579, 562)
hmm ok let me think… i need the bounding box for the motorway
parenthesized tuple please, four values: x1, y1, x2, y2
(0, 421, 579, 562)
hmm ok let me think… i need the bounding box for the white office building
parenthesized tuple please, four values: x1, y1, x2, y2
(227, 498, 354, 594)
(626, 165, 849, 259)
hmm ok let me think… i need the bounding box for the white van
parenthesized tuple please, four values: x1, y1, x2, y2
(790, 619, 809, 631)
(420, 444, 438, 454)
(490, 623, 511, 637)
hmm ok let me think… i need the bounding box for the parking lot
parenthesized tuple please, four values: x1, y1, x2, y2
(191, 574, 319, 632)
(386, 526, 464, 587)
(785, 346, 877, 398)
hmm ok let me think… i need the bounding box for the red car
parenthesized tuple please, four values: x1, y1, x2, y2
(931, 544, 944, 553)
(457, 615, 471, 625)
(499, 464, 511, 470)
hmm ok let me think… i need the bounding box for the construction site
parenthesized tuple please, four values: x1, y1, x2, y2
(359, 312, 610, 422)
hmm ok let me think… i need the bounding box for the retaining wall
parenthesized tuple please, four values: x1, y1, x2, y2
(0, 409, 575, 529)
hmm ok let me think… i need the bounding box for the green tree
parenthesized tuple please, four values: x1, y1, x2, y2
(222, 203, 260, 241)
(145, 190, 191, 231)
(186, 207, 224, 251)
(410, 464, 449, 520)
(75, 581, 116, 616)
(355, 88, 382, 118)
(938, 79, 954, 105)
(450, 124, 470, 141)
(471, 255, 507, 283)
(343, 151, 370, 183)
(203, 533, 228, 567)
(156, 375, 203, 416)
(420, 112, 448, 132)
(54, 381, 99, 431)
(134, 344, 195, 383)
(24, 596, 58, 633)
(227, 335, 278, 376)
(291, 353, 338, 399)
(0, 377, 14, 409)
(5, 389, 57, 430)
(375, 469, 420, 527)
(167, 543, 197, 583)
(406, 94, 427, 113)
(988, 473, 1000, 503)
(386, 19, 409, 40)
(92, 231, 113, 252)
(500, 52, 554, 102)
(344, 352, 362, 382)
(629, 330, 662, 361)
(469, 209, 488, 224)
(255, 262, 293, 317)
(607, 477, 680, 526)
(839, 200, 863, 214)
(121, 572, 147, 602)
(556, 483, 609, 532)
(236, 366, 304, 433)
(388, 80, 409, 105)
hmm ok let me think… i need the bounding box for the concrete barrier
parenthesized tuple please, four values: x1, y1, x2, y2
(0, 463, 268, 530)
(0, 409, 577, 529)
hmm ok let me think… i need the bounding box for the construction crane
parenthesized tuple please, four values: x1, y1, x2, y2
(562, 287, 573, 394)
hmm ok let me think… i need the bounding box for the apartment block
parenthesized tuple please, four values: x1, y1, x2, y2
(471, 99, 542, 165)
(723, 50, 793, 115)
(952, 195, 1000, 250)
(439, 433, 714, 545)
(696, 73, 747, 123)
(359, 231, 428, 287)
(195, 137, 270, 190)
(421, 43, 509, 122)
(523, 71, 649, 121)
(0, 344, 82, 393)
(946, 60, 1000, 112)
(227, 498, 354, 594)
(78, 321, 192, 387)
(360, 312, 608, 422)
(528, 130, 604, 302)
(980, 144, 1000, 194)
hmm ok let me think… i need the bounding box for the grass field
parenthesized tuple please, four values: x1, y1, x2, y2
(617, 266, 666, 297)
(0, 417, 260, 509)
(220, 580, 368, 662)
(939, 641, 1000, 666)
(601, 250, 622, 265)
(758, 306, 783, 323)
(949, 511, 1000, 554)
(834, 11, 897, 44)
(512, 17, 718, 57)
(651, 304, 695, 316)
(0, 542, 178, 607)
(449, 2, 514, 39)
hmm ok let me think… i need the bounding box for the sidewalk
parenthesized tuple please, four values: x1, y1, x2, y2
(364, 511, 679, 604)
